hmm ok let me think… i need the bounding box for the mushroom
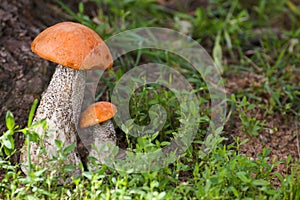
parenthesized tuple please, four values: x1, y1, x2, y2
(80, 101, 117, 129)
(79, 101, 117, 169)
(20, 22, 114, 177)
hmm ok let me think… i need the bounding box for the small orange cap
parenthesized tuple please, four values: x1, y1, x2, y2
(80, 101, 117, 128)
(31, 22, 113, 70)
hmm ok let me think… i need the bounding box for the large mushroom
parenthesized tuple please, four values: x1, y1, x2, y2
(20, 22, 115, 177)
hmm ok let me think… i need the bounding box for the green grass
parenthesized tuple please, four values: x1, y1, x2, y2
(1, 0, 300, 199)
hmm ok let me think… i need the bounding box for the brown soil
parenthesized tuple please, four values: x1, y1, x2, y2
(224, 71, 300, 182)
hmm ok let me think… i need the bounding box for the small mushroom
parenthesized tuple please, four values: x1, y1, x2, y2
(79, 102, 117, 169)
(20, 22, 114, 177)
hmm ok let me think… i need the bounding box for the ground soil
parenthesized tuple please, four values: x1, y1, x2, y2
(224, 71, 300, 182)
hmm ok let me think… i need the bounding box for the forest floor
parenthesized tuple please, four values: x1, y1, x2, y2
(1, 0, 300, 199)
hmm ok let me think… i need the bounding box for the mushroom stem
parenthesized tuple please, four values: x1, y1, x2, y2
(80, 120, 116, 170)
(20, 65, 85, 177)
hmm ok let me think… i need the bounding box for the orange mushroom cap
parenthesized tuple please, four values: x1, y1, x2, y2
(31, 22, 113, 70)
(80, 101, 117, 128)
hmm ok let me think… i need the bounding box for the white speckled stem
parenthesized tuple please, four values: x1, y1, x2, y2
(87, 120, 116, 170)
(78, 113, 116, 170)
(20, 65, 85, 178)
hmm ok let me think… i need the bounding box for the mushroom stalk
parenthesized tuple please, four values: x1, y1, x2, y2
(90, 120, 116, 159)
(80, 120, 116, 170)
(20, 65, 85, 177)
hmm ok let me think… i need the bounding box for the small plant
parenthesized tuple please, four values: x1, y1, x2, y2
(0, 100, 83, 199)
(0, 102, 299, 199)
(0, 111, 17, 158)
(232, 95, 266, 136)
(0, 99, 42, 163)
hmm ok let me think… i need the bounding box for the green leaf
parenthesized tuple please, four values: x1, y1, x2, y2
(213, 33, 223, 73)
(64, 144, 76, 154)
(265, 189, 277, 195)
(287, 1, 300, 16)
(224, 30, 232, 49)
(29, 131, 40, 143)
(157, 192, 166, 199)
(55, 140, 62, 148)
(64, 164, 75, 172)
(7, 135, 14, 150)
(148, 99, 159, 105)
(28, 99, 39, 127)
(247, 104, 256, 110)
(236, 171, 251, 183)
(5, 111, 15, 130)
(34, 168, 47, 177)
(3, 129, 14, 137)
(252, 179, 270, 186)
(3, 139, 12, 149)
(230, 186, 239, 198)
(83, 171, 93, 180)
(4, 147, 10, 156)
(36, 188, 52, 197)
